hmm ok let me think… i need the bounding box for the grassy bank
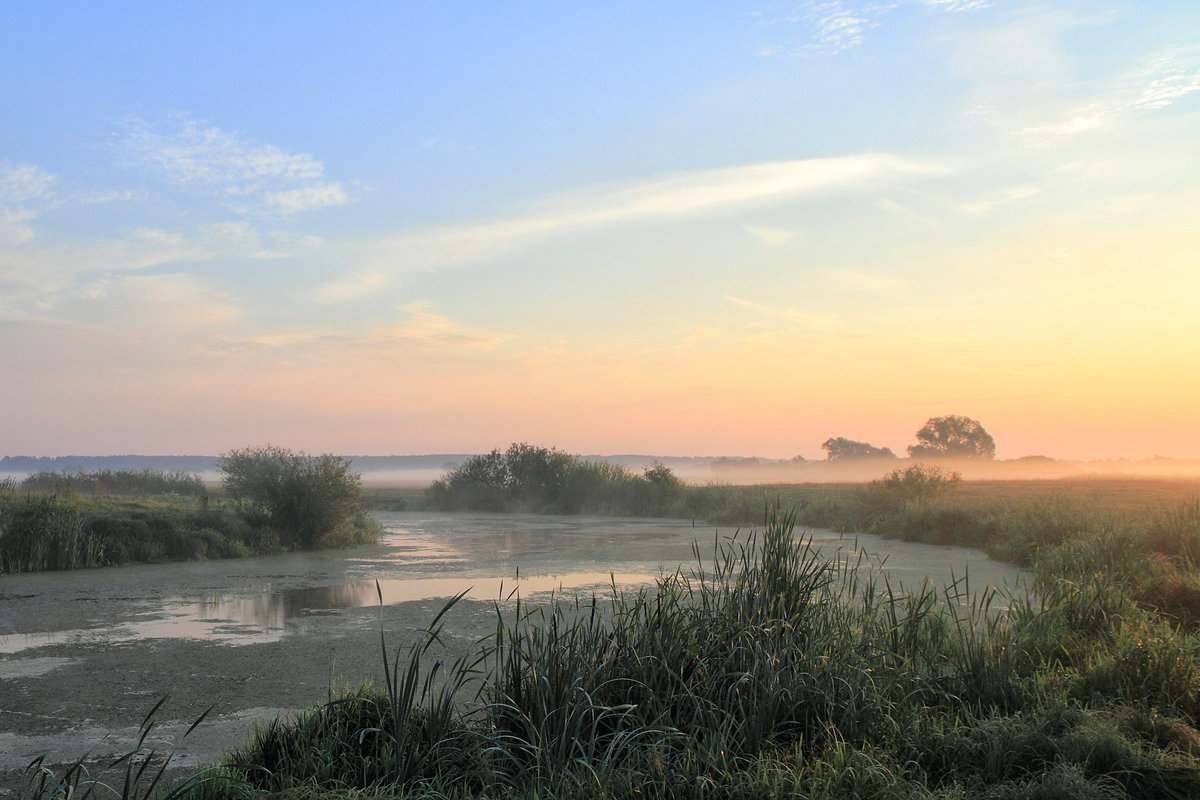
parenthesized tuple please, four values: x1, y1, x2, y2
(36, 506, 1200, 799)
(0, 461, 378, 574)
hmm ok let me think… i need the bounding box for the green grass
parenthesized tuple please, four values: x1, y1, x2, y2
(0, 487, 378, 575)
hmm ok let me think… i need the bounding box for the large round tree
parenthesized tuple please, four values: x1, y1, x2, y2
(907, 415, 996, 460)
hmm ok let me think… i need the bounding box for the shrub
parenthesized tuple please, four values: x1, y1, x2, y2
(427, 443, 684, 515)
(220, 446, 377, 550)
(871, 464, 962, 503)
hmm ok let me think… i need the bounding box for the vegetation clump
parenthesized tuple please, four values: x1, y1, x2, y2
(19, 467, 207, 497)
(908, 414, 996, 460)
(428, 443, 684, 516)
(821, 436, 897, 460)
(220, 445, 377, 550)
(0, 449, 377, 574)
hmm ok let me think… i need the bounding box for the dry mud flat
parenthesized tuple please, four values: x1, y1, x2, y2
(0, 513, 1028, 795)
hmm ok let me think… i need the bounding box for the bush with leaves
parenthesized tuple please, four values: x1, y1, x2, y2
(427, 444, 683, 515)
(220, 446, 376, 550)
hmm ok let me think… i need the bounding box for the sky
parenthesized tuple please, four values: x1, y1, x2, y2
(2, 1, 1198, 461)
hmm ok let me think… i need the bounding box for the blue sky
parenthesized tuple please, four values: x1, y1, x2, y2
(2, 1, 1198, 459)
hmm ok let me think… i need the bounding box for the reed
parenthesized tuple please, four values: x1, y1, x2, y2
(194, 507, 1200, 799)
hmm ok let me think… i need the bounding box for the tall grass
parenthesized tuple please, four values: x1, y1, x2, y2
(191, 507, 1200, 799)
(0, 496, 104, 572)
(20, 468, 208, 498)
(2, 457, 378, 574)
(22, 698, 217, 800)
(0, 494, 274, 574)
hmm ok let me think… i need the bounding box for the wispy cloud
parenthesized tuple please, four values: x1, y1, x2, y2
(756, 1, 877, 56)
(0, 220, 286, 306)
(313, 271, 389, 302)
(876, 197, 942, 228)
(230, 302, 512, 360)
(921, 0, 991, 11)
(118, 113, 349, 216)
(799, 2, 871, 54)
(756, 0, 992, 56)
(822, 268, 904, 291)
(0, 162, 57, 246)
(0, 209, 38, 247)
(73, 272, 242, 327)
(725, 294, 840, 330)
(742, 224, 799, 245)
(1001, 44, 1200, 142)
(962, 185, 1041, 213)
(0, 162, 55, 204)
(264, 183, 348, 214)
(328, 154, 947, 298)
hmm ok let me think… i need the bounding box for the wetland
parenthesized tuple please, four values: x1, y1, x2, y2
(0, 511, 1025, 794)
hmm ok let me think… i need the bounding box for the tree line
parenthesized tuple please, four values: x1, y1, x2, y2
(822, 414, 996, 462)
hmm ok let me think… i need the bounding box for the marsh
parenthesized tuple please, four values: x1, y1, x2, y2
(0, 511, 1025, 793)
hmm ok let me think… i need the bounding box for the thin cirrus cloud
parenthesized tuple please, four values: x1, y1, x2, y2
(0, 220, 285, 306)
(0, 161, 57, 245)
(0, 161, 56, 204)
(757, 0, 991, 57)
(724, 294, 840, 331)
(264, 183, 349, 215)
(229, 302, 511, 361)
(822, 268, 904, 291)
(73, 272, 242, 328)
(329, 154, 948, 299)
(1007, 48, 1200, 141)
(119, 114, 348, 215)
(742, 224, 799, 245)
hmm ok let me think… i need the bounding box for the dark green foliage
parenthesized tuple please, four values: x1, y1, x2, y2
(0, 495, 102, 572)
(0, 446, 377, 571)
(220, 446, 377, 550)
(20, 468, 207, 497)
(427, 444, 685, 516)
(0, 495, 271, 573)
(821, 436, 897, 460)
(908, 414, 996, 460)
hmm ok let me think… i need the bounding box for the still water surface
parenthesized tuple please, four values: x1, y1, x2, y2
(0, 512, 1027, 656)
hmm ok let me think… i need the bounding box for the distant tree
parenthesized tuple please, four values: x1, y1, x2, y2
(908, 415, 996, 460)
(220, 446, 372, 549)
(821, 437, 897, 461)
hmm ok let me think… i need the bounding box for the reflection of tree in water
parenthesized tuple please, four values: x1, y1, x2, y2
(192, 582, 380, 629)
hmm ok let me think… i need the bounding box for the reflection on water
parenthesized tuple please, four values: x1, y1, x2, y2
(0, 513, 1027, 656)
(0, 570, 658, 655)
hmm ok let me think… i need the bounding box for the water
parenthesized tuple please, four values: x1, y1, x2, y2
(0, 512, 1027, 656)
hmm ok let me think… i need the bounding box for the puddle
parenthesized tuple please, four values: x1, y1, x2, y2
(0, 570, 659, 655)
